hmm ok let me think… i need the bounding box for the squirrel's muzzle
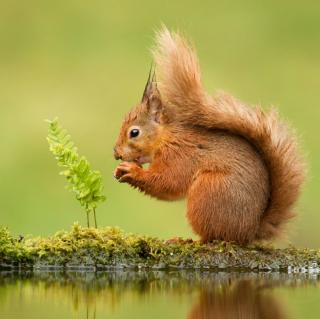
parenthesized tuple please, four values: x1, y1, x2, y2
(113, 147, 122, 160)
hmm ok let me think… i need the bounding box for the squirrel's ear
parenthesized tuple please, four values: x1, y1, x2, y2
(141, 67, 163, 123)
(147, 94, 163, 123)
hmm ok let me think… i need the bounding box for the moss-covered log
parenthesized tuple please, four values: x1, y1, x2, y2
(0, 224, 319, 272)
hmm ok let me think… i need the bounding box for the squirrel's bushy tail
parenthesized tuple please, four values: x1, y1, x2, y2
(153, 27, 305, 240)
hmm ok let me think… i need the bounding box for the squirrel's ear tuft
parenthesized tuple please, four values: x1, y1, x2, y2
(141, 67, 152, 102)
(141, 65, 157, 102)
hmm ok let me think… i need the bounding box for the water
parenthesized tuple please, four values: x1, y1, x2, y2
(0, 271, 319, 319)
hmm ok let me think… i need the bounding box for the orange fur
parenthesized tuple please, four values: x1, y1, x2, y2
(113, 27, 305, 243)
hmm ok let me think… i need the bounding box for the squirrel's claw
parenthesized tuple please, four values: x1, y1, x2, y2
(114, 162, 141, 183)
(118, 173, 133, 183)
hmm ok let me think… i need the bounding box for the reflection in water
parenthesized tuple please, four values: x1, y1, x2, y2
(0, 271, 319, 319)
(188, 280, 286, 319)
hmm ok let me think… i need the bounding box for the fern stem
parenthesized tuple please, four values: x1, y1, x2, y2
(93, 208, 98, 228)
(86, 210, 90, 228)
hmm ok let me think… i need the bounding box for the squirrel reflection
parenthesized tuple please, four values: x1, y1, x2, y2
(187, 280, 286, 319)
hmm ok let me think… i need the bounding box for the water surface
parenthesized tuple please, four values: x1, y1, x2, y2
(0, 271, 319, 318)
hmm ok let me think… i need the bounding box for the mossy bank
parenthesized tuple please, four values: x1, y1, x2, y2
(1, 224, 319, 272)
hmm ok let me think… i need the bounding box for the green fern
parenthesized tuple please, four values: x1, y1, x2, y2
(46, 118, 106, 228)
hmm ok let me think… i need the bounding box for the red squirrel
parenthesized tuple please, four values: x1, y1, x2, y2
(113, 28, 305, 244)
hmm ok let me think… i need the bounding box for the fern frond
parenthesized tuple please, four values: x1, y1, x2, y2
(47, 118, 106, 227)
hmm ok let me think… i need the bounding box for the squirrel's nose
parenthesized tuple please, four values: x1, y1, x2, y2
(114, 147, 122, 160)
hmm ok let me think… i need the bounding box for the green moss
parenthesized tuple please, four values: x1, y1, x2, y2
(0, 224, 319, 272)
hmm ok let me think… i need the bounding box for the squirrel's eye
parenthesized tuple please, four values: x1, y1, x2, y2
(129, 128, 140, 138)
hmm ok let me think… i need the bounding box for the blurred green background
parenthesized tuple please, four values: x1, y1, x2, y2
(0, 0, 319, 247)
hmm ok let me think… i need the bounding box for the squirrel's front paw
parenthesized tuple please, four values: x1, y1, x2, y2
(114, 162, 142, 184)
